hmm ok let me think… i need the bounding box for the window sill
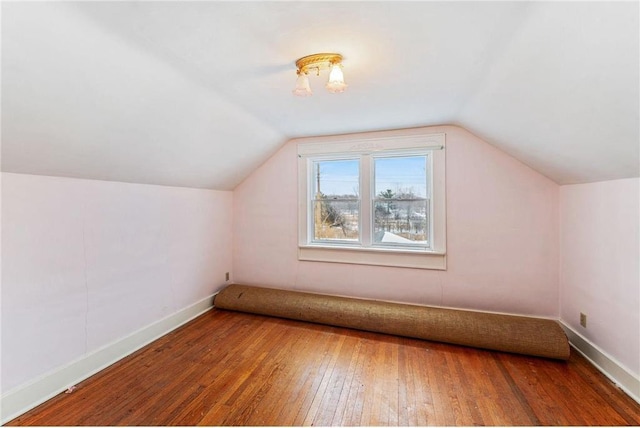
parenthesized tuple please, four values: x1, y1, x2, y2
(298, 245, 446, 270)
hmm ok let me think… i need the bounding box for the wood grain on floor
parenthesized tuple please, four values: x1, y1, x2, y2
(7, 309, 640, 426)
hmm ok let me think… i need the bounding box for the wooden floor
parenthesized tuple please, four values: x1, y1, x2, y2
(8, 309, 640, 426)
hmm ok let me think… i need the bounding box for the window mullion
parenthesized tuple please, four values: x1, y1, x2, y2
(308, 158, 316, 243)
(360, 154, 372, 247)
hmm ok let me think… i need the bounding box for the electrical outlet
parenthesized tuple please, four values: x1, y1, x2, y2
(580, 312, 587, 328)
(225, 272, 230, 281)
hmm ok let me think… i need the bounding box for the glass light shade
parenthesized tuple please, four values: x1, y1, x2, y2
(326, 64, 348, 93)
(292, 73, 312, 97)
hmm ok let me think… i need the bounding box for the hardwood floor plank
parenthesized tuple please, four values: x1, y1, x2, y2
(330, 333, 363, 426)
(444, 351, 478, 425)
(396, 341, 411, 426)
(424, 346, 456, 425)
(317, 332, 358, 425)
(357, 338, 378, 426)
(491, 353, 541, 425)
(339, 335, 369, 426)
(302, 332, 347, 425)
(276, 325, 336, 425)
(8, 309, 640, 426)
(407, 342, 436, 425)
(449, 350, 485, 426)
(201, 318, 290, 424)
(387, 336, 400, 426)
(250, 322, 316, 424)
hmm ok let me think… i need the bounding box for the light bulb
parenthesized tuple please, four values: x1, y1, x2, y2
(292, 73, 312, 97)
(326, 64, 348, 93)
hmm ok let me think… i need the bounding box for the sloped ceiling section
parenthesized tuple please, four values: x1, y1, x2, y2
(458, 2, 640, 184)
(1, 2, 284, 190)
(2, 2, 638, 189)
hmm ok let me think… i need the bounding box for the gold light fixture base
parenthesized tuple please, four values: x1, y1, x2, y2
(295, 53, 343, 75)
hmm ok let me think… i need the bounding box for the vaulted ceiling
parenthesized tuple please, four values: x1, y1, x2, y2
(2, 1, 638, 189)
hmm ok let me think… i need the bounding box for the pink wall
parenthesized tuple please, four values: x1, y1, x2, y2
(1, 173, 233, 393)
(560, 178, 639, 377)
(233, 125, 560, 316)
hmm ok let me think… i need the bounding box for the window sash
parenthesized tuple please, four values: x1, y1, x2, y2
(371, 152, 431, 249)
(310, 157, 361, 245)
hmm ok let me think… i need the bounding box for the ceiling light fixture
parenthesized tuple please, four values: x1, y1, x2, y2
(292, 53, 347, 97)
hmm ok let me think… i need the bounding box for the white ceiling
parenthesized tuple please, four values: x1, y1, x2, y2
(2, 1, 638, 189)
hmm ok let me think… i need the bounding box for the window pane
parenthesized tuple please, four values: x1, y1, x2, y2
(313, 159, 359, 198)
(312, 159, 359, 242)
(373, 200, 429, 244)
(313, 200, 359, 241)
(374, 156, 429, 245)
(374, 156, 428, 199)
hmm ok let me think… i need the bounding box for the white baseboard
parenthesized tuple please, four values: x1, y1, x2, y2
(0, 293, 216, 425)
(560, 322, 640, 404)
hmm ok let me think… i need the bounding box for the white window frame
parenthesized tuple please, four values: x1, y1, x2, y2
(297, 130, 446, 270)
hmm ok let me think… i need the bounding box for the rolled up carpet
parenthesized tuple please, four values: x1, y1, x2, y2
(214, 283, 570, 360)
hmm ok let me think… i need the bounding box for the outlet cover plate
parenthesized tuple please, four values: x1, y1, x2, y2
(580, 312, 587, 328)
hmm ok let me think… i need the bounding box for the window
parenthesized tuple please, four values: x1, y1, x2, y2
(298, 130, 446, 270)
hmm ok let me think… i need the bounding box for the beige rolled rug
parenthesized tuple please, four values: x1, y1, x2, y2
(214, 283, 570, 360)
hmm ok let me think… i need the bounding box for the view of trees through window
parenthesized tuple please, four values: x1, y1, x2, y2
(312, 155, 430, 245)
(373, 156, 428, 244)
(312, 159, 360, 241)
